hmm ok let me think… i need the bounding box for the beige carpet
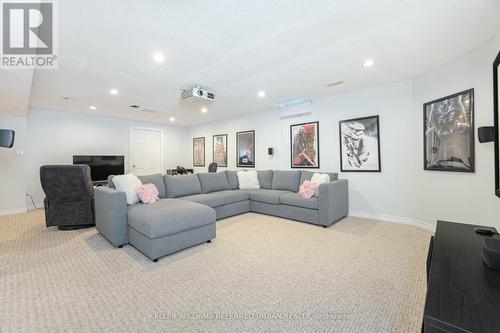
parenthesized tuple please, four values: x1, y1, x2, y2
(0, 209, 431, 333)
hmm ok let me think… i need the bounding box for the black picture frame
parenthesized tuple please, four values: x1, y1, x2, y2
(192, 137, 205, 167)
(236, 130, 255, 168)
(339, 115, 381, 172)
(212, 134, 228, 167)
(290, 121, 320, 169)
(423, 89, 475, 173)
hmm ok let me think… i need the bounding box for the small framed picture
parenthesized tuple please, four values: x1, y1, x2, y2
(339, 115, 381, 172)
(192, 137, 205, 167)
(423, 89, 474, 172)
(290, 121, 320, 168)
(236, 130, 255, 168)
(212, 134, 228, 167)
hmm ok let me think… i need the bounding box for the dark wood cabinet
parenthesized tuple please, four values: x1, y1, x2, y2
(423, 221, 500, 333)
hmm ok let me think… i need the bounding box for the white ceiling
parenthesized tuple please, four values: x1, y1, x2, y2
(3, 0, 500, 125)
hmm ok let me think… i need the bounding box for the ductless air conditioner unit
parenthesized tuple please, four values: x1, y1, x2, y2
(277, 98, 312, 120)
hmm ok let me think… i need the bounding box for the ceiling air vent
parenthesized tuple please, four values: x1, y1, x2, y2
(141, 108, 159, 113)
(325, 80, 345, 87)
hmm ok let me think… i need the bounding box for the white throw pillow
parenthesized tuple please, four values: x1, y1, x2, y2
(237, 170, 260, 189)
(112, 173, 143, 204)
(310, 173, 330, 197)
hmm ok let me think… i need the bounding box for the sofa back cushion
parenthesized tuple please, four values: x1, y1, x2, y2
(137, 173, 166, 198)
(257, 170, 273, 189)
(197, 172, 230, 194)
(272, 170, 301, 192)
(299, 171, 338, 186)
(164, 174, 202, 198)
(225, 170, 239, 190)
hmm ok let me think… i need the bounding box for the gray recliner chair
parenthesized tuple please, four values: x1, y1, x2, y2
(40, 165, 95, 230)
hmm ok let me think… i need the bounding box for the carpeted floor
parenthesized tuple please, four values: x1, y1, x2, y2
(0, 209, 431, 333)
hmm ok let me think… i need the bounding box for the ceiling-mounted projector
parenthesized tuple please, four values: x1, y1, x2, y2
(181, 86, 215, 102)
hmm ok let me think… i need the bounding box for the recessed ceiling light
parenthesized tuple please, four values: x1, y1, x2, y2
(258, 91, 266, 98)
(89, 106, 97, 110)
(153, 52, 165, 64)
(109, 88, 119, 95)
(169, 117, 176, 122)
(201, 107, 208, 113)
(363, 59, 375, 68)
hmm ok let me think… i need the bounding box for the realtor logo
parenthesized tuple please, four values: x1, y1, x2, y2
(1, 0, 57, 68)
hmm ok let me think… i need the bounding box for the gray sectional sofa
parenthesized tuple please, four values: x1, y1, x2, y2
(95, 170, 348, 261)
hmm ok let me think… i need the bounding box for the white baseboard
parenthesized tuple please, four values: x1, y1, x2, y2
(0, 207, 27, 216)
(349, 211, 436, 232)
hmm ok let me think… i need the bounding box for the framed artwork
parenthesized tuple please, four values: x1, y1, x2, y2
(192, 137, 205, 167)
(339, 115, 381, 172)
(290, 121, 319, 168)
(212, 134, 228, 167)
(236, 130, 255, 167)
(423, 89, 474, 172)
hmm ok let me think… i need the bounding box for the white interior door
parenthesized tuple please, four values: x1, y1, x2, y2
(130, 127, 164, 176)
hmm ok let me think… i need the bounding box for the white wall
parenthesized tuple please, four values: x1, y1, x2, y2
(189, 81, 417, 223)
(25, 108, 189, 207)
(0, 115, 27, 214)
(189, 37, 500, 229)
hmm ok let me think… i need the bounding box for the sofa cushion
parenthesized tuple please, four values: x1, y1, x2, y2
(127, 199, 215, 239)
(137, 174, 166, 199)
(216, 190, 250, 205)
(181, 193, 225, 208)
(280, 192, 319, 210)
(300, 170, 338, 186)
(197, 172, 230, 194)
(272, 170, 301, 192)
(225, 170, 239, 190)
(164, 174, 201, 198)
(257, 170, 273, 189)
(249, 189, 291, 205)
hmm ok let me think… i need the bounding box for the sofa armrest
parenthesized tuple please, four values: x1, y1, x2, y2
(94, 186, 128, 247)
(318, 179, 349, 226)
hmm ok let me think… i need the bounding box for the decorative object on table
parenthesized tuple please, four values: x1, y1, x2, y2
(212, 134, 228, 167)
(482, 238, 500, 271)
(0, 129, 15, 148)
(40, 165, 95, 230)
(208, 162, 217, 173)
(339, 115, 381, 172)
(166, 167, 194, 175)
(192, 137, 205, 167)
(136, 183, 159, 204)
(423, 89, 474, 172)
(290, 121, 319, 168)
(236, 130, 255, 167)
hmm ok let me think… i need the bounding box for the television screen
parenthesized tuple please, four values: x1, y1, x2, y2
(73, 155, 124, 181)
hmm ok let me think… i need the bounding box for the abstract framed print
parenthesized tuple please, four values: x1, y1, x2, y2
(236, 130, 255, 167)
(423, 89, 474, 172)
(192, 137, 205, 167)
(290, 121, 319, 168)
(212, 134, 228, 167)
(339, 115, 381, 172)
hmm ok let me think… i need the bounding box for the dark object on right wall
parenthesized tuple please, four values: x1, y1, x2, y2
(268, 147, 274, 156)
(208, 162, 217, 173)
(478, 126, 495, 143)
(40, 165, 95, 230)
(0, 129, 15, 148)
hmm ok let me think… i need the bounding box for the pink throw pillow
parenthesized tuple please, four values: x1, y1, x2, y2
(136, 183, 159, 204)
(299, 180, 318, 199)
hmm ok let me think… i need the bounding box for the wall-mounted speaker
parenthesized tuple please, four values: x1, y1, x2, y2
(268, 148, 274, 156)
(0, 129, 15, 148)
(478, 126, 495, 143)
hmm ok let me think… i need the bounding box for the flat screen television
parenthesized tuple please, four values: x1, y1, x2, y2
(495, 48, 500, 197)
(73, 155, 124, 181)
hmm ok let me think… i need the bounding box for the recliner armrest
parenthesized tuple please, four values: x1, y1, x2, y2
(318, 179, 349, 226)
(94, 186, 128, 247)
